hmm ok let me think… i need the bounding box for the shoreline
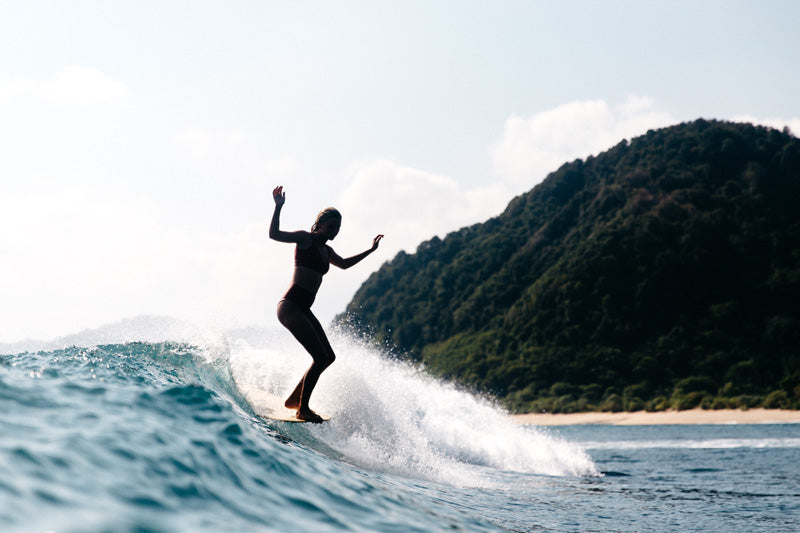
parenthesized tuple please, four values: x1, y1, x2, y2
(511, 408, 800, 426)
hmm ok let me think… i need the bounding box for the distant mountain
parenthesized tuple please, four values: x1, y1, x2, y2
(339, 120, 800, 412)
(0, 315, 223, 354)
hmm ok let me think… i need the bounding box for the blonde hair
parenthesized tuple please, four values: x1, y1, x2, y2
(311, 208, 341, 232)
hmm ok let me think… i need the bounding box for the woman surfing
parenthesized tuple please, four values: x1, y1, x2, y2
(269, 185, 383, 422)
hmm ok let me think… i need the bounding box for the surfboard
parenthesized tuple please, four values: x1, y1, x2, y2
(265, 410, 330, 423)
(240, 386, 330, 423)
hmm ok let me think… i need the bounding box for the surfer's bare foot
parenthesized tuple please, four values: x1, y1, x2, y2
(296, 409, 324, 423)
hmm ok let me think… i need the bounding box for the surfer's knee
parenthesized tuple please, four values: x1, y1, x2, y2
(318, 351, 335, 369)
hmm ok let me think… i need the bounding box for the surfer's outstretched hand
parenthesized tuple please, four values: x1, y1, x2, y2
(272, 185, 285, 206)
(371, 234, 384, 251)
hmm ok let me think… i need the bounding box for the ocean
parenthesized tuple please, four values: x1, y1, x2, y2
(1, 319, 798, 532)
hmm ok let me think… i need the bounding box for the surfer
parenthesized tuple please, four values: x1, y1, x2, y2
(269, 185, 383, 422)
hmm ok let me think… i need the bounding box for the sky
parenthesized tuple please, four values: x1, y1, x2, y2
(1, 0, 798, 342)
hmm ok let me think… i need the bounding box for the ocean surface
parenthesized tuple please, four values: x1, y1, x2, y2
(1, 318, 798, 532)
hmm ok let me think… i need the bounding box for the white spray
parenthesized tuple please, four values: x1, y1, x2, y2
(228, 326, 598, 486)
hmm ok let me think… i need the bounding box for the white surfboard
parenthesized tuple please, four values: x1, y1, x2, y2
(265, 410, 330, 423)
(242, 386, 329, 423)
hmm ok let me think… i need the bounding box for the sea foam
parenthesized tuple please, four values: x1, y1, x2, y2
(228, 326, 598, 486)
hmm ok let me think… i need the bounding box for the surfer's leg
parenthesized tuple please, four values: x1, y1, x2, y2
(294, 308, 335, 414)
(277, 300, 336, 414)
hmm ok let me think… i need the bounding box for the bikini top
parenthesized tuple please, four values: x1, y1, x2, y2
(294, 236, 332, 275)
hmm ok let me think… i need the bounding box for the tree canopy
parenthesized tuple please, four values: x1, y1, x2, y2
(338, 120, 800, 412)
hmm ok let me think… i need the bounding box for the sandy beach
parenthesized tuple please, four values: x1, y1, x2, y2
(511, 408, 800, 426)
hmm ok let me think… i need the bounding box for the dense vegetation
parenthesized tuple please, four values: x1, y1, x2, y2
(338, 120, 800, 412)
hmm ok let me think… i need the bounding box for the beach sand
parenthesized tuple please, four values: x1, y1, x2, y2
(511, 408, 800, 426)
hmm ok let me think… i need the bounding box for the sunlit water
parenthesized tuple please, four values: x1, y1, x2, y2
(1, 318, 797, 532)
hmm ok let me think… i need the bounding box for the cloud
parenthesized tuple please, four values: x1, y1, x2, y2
(172, 129, 248, 156)
(0, 66, 127, 106)
(0, 179, 286, 341)
(337, 159, 509, 257)
(488, 97, 800, 194)
(489, 96, 677, 190)
(730, 114, 800, 137)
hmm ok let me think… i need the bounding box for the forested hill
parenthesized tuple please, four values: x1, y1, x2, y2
(339, 120, 800, 413)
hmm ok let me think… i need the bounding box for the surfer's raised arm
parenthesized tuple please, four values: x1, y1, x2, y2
(269, 185, 310, 245)
(329, 234, 384, 270)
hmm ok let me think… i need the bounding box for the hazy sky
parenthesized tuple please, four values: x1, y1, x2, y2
(2, 1, 798, 342)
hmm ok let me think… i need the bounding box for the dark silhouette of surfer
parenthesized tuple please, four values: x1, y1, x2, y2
(269, 186, 383, 422)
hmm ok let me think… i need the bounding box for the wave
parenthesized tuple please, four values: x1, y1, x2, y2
(2, 315, 598, 488)
(7, 338, 493, 532)
(2, 316, 598, 483)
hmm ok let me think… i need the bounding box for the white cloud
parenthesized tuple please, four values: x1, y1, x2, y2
(172, 129, 248, 156)
(0, 78, 30, 103)
(0, 180, 284, 341)
(489, 98, 800, 195)
(730, 114, 800, 137)
(337, 159, 509, 258)
(489, 96, 677, 190)
(0, 66, 127, 107)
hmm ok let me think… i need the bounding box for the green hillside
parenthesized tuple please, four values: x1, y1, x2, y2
(338, 120, 800, 412)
